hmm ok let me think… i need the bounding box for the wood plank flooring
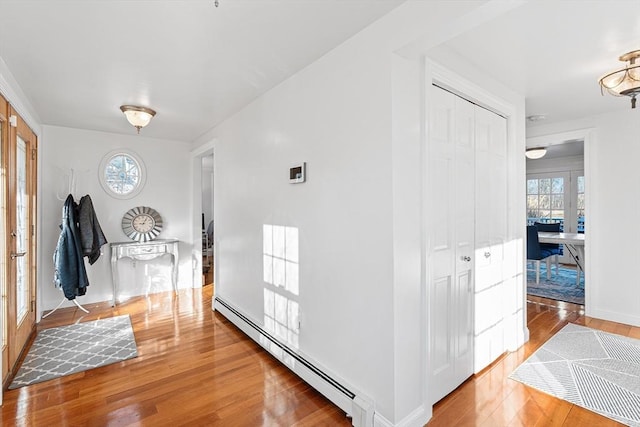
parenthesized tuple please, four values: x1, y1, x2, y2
(427, 296, 638, 427)
(0, 286, 350, 426)
(2, 288, 638, 426)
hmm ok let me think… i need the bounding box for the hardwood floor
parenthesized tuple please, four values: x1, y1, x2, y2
(2, 288, 638, 426)
(427, 296, 639, 427)
(0, 286, 350, 426)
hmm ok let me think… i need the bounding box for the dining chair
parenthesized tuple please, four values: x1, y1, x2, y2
(534, 221, 562, 277)
(202, 220, 214, 273)
(526, 225, 562, 284)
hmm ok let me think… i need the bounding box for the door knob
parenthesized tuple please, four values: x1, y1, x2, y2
(461, 256, 471, 262)
(11, 252, 26, 259)
(484, 252, 491, 258)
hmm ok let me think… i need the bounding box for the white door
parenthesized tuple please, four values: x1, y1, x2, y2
(474, 106, 508, 372)
(428, 86, 474, 402)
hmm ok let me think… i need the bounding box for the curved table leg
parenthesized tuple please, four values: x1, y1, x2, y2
(111, 249, 119, 306)
(171, 242, 179, 294)
(564, 243, 584, 287)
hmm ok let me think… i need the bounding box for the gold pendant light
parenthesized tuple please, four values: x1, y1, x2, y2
(599, 50, 640, 109)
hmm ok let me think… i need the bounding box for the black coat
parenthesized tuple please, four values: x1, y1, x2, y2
(54, 194, 89, 300)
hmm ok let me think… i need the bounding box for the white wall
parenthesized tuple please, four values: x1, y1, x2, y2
(39, 125, 192, 312)
(389, 53, 424, 422)
(589, 111, 640, 326)
(200, 7, 408, 424)
(194, 2, 527, 425)
(527, 110, 640, 327)
(210, 41, 397, 420)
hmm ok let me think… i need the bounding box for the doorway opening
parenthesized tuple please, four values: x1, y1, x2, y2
(201, 154, 214, 287)
(526, 139, 585, 306)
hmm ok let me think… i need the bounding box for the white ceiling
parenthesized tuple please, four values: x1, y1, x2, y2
(541, 140, 584, 160)
(428, 0, 640, 129)
(1, 1, 639, 142)
(0, 0, 405, 141)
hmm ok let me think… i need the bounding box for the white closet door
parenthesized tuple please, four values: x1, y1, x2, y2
(474, 105, 507, 372)
(429, 86, 474, 402)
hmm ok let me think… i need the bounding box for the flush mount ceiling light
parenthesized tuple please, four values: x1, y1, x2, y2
(525, 147, 547, 160)
(120, 105, 156, 134)
(599, 50, 640, 109)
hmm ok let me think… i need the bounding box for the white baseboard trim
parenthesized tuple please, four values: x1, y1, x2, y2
(374, 414, 394, 427)
(374, 404, 430, 427)
(214, 296, 376, 427)
(587, 308, 640, 328)
(509, 324, 529, 351)
(523, 326, 530, 344)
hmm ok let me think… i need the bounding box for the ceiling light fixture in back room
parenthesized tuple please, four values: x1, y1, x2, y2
(525, 147, 547, 160)
(599, 50, 640, 108)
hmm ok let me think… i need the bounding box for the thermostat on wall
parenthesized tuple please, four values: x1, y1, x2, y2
(289, 162, 306, 183)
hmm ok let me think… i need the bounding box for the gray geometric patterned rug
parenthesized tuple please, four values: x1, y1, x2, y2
(9, 315, 138, 389)
(510, 323, 640, 426)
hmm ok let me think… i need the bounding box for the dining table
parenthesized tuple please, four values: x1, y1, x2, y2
(538, 231, 585, 285)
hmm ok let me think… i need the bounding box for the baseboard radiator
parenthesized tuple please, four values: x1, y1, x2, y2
(214, 297, 374, 427)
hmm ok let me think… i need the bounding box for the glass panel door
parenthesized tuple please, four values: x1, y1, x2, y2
(15, 136, 28, 321)
(527, 172, 571, 264)
(0, 97, 7, 384)
(527, 170, 584, 265)
(576, 174, 585, 233)
(6, 107, 37, 376)
(527, 173, 570, 229)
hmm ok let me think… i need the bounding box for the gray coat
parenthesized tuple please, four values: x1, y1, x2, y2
(78, 195, 107, 265)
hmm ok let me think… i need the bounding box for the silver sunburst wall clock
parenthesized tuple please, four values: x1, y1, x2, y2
(121, 206, 163, 242)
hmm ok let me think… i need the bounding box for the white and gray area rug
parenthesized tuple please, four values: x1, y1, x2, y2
(9, 315, 138, 389)
(510, 323, 640, 426)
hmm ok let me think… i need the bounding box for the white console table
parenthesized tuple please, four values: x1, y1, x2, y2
(110, 239, 179, 306)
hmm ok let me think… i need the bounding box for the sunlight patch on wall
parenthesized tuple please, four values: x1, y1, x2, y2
(263, 224, 299, 295)
(263, 224, 300, 349)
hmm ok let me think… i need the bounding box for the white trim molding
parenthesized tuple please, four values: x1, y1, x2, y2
(0, 56, 41, 135)
(374, 405, 430, 427)
(526, 128, 595, 148)
(190, 138, 217, 292)
(527, 127, 593, 318)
